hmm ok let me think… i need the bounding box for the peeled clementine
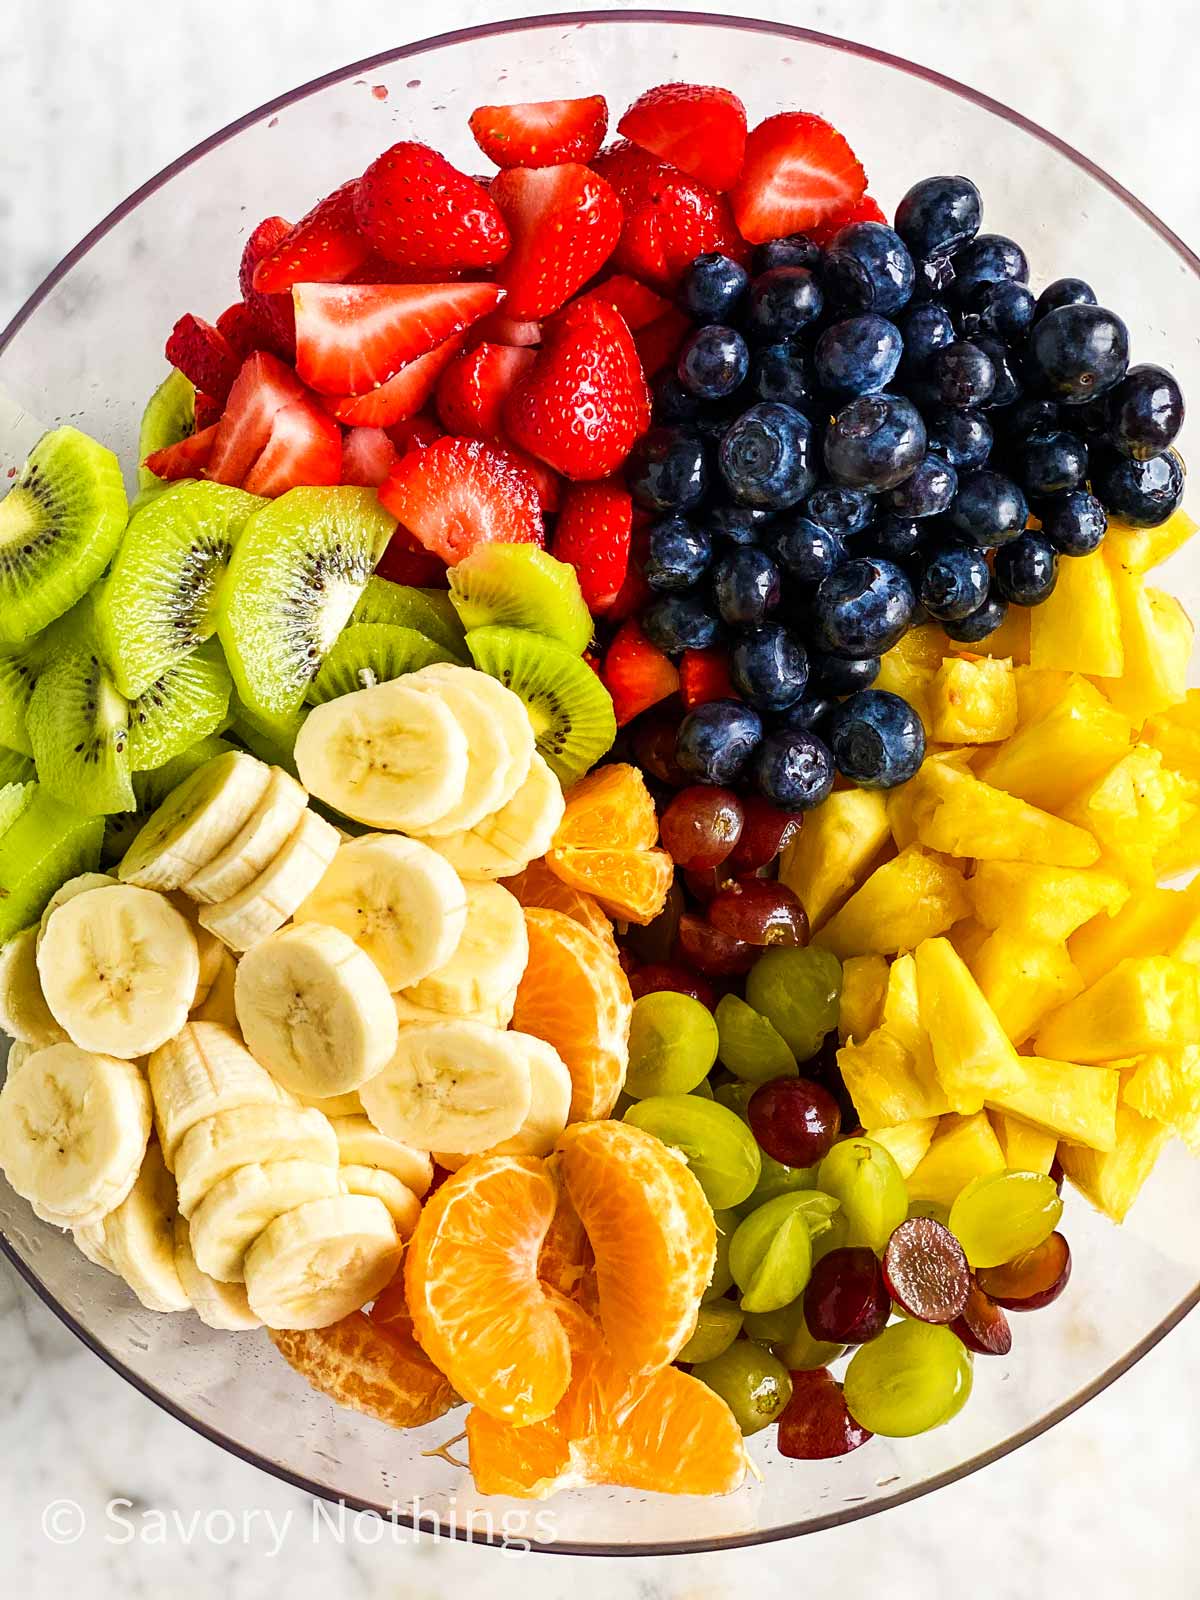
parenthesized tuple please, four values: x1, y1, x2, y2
(555, 763, 659, 850)
(269, 1311, 457, 1430)
(503, 858, 618, 955)
(545, 843, 674, 924)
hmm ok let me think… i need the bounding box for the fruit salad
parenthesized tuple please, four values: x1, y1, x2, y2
(0, 77, 1196, 1500)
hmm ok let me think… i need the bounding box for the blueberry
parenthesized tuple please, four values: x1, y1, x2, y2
(887, 453, 958, 518)
(678, 252, 751, 324)
(826, 690, 926, 789)
(712, 547, 782, 625)
(677, 324, 750, 400)
(645, 516, 713, 591)
(1106, 364, 1185, 460)
(919, 544, 992, 620)
(974, 337, 1023, 409)
(932, 340, 996, 408)
(1029, 304, 1130, 404)
(813, 314, 903, 397)
(950, 235, 1029, 302)
(942, 593, 1009, 643)
(969, 279, 1036, 342)
(753, 235, 821, 274)
(1034, 277, 1097, 321)
(809, 651, 881, 695)
(912, 254, 956, 300)
(925, 405, 994, 469)
(824, 394, 927, 491)
(894, 175, 982, 259)
(627, 427, 709, 512)
(1040, 489, 1108, 556)
(746, 266, 824, 342)
(752, 343, 817, 411)
(762, 516, 847, 589)
(706, 505, 774, 545)
(1092, 448, 1185, 526)
(811, 556, 916, 657)
(652, 371, 702, 424)
(1001, 397, 1061, 441)
(719, 403, 817, 509)
(823, 222, 915, 315)
(949, 469, 1029, 546)
(897, 301, 956, 377)
(642, 593, 721, 655)
(1015, 429, 1088, 498)
(778, 694, 836, 732)
(804, 484, 875, 538)
(866, 512, 925, 561)
(993, 531, 1059, 605)
(676, 699, 763, 784)
(730, 623, 809, 711)
(754, 729, 836, 809)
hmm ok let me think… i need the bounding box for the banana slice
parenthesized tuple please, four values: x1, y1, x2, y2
(174, 1102, 339, 1218)
(6, 1039, 32, 1074)
(417, 753, 564, 880)
(103, 1142, 192, 1313)
(73, 1217, 120, 1275)
(36, 873, 118, 950)
(405, 664, 535, 836)
(198, 810, 340, 953)
(120, 750, 274, 891)
(401, 880, 528, 1015)
(173, 1214, 261, 1330)
(38, 885, 200, 1059)
(0, 1043, 151, 1226)
(190, 949, 239, 1027)
(338, 1166, 421, 1236)
(234, 922, 398, 1097)
(294, 679, 469, 833)
(189, 1158, 341, 1283)
(243, 1193, 401, 1330)
(0, 926, 68, 1046)
(185, 768, 309, 905)
(393, 990, 514, 1030)
(293, 833, 467, 992)
(328, 1113, 434, 1197)
(359, 1020, 532, 1154)
(148, 1021, 296, 1168)
(191, 926, 228, 1009)
(297, 1089, 363, 1117)
(435, 1034, 571, 1171)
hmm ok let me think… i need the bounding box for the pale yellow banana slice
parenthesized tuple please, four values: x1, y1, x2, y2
(417, 753, 564, 881)
(297, 1089, 363, 1117)
(359, 1020, 532, 1154)
(338, 1166, 421, 1236)
(190, 949, 239, 1027)
(173, 1214, 261, 1330)
(189, 1158, 341, 1283)
(0, 1043, 151, 1226)
(37, 885, 199, 1059)
(243, 1193, 401, 1330)
(185, 768, 309, 905)
(165, 895, 228, 1010)
(393, 990, 514, 1029)
(293, 832, 467, 992)
(0, 926, 68, 1046)
(5, 1039, 32, 1074)
(148, 1021, 295, 1168)
(103, 1142, 192, 1313)
(294, 678, 469, 832)
(120, 750, 274, 891)
(174, 1102, 339, 1218)
(73, 1216, 119, 1275)
(234, 922, 398, 1097)
(405, 663, 535, 835)
(435, 1034, 571, 1171)
(36, 873, 118, 950)
(328, 1113, 433, 1197)
(401, 880, 528, 1015)
(198, 809, 340, 954)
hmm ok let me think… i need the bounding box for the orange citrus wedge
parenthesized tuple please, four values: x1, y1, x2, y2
(537, 1162, 595, 1305)
(545, 843, 674, 924)
(554, 763, 659, 850)
(503, 858, 619, 955)
(268, 1311, 457, 1430)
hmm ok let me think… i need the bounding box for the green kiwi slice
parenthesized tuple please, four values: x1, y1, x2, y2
(228, 697, 307, 778)
(96, 480, 261, 699)
(126, 639, 232, 773)
(102, 735, 234, 866)
(0, 749, 35, 787)
(0, 783, 105, 941)
(217, 486, 397, 721)
(449, 545, 592, 654)
(0, 427, 128, 648)
(26, 640, 135, 815)
(308, 624, 458, 706)
(465, 624, 616, 786)
(352, 577, 466, 657)
(0, 780, 34, 835)
(138, 369, 196, 492)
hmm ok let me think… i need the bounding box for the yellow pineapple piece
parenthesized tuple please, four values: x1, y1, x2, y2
(1103, 505, 1198, 576)
(927, 656, 1017, 745)
(872, 1117, 939, 1177)
(838, 1026, 951, 1128)
(1158, 811, 1200, 880)
(838, 954, 890, 1043)
(906, 1112, 1007, 1207)
(1035, 956, 1200, 1063)
(1013, 666, 1074, 728)
(1099, 562, 1193, 723)
(945, 603, 1030, 663)
(975, 680, 1132, 812)
(885, 751, 973, 849)
(969, 930, 1085, 1045)
(1069, 879, 1200, 987)
(1058, 1076, 1170, 1222)
(914, 936, 1025, 1113)
(1145, 691, 1200, 783)
(1123, 1046, 1200, 1148)
(904, 760, 1100, 867)
(969, 861, 1128, 942)
(1064, 745, 1197, 886)
(986, 1054, 1117, 1151)
(814, 844, 969, 960)
(778, 788, 890, 931)
(949, 917, 992, 965)
(1029, 546, 1124, 677)
(990, 1112, 1058, 1175)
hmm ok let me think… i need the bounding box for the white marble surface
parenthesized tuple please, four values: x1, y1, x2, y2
(2, 1, 1200, 1594)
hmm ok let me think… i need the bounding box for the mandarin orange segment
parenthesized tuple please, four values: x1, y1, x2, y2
(554, 762, 660, 851)
(537, 1162, 595, 1304)
(503, 858, 619, 955)
(512, 906, 632, 1120)
(268, 1312, 457, 1431)
(556, 1120, 716, 1372)
(546, 843, 675, 924)
(404, 1154, 571, 1426)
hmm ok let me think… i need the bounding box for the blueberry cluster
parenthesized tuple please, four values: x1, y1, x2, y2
(626, 175, 1187, 803)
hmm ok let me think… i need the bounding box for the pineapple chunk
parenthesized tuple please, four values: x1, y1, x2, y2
(1123, 1046, 1200, 1149)
(914, 936, 1025, 1113)
(882, 955, 935, 1069)
(838, 955, 890, 1043)
(838, 1028, 951, 1127)
(906, 1112, 1007, 1207)
(1013, 666, 1074, 728)
(779, 788, 891, 930)
(1035, 956, 1200, 1063)
(886, 750, 974, 849)
(946, 603, 1030, 663)
(969, 930, 1085, 1045)
(1158, 810, 1200, 880)
(969, 861, 1128, 942)
(990, 1112, 1058, 1175)
(1069, 879, 1200, 987)
(1103, 505, 1198, 575)
(1058, 1078, 1170, 1222)
(1099, 566, 1193, 723)
(986, 1054, 1117, 1151)
(905, 760, 1100, 867)
(814, 845, 969, 960)
(875, 624, 950, 732)
(927, 656, 1017, 745)
(1064, 745, 1197, 887)
(975, 679, 1132, 812)
(1029, 546, 1124, 677)
(949, 917, 992, 965)
(872, 1117, 939, 1177)
(1145, 691, 1200, 783)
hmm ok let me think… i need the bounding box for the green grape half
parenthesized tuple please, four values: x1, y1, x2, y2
(625, 990, 719, 1098)
(843, 1320, 973, 1437)
(624, 1094, 761, 1209)
(735, 1150, 818, 1216)
(741, 1295, 807, 1346)
(691, 1077, 714, 1100)
(817, 1136, 908, 1253)
(908, 1197, 952, 1227)
(691, 1340, 793, 1435)
(677, 1300, 744, 1365)
(949, 1169, 1063, 1268)
(729, 1192, 829, 1313)
(702, 1208, 739, 1303)
(744, 946, 843, 1062)
(714, 993, 798, 1083)
(775, 1310, 847, 1372)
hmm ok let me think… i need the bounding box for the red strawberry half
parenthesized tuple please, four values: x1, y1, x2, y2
(164, 315, 241, 403)
(435, 342, 536, 439)
(378, 435, 544, 565)
(341, 426, 398, 487)
(239, 216, 297, 358)
(241, 402, 342, 497)
(552, 480, 633, 612)
(633, 307, 692, 377)
(385, 414, 443, 455)
(469, 96, 608, 168)
(326, 334, 468, 428)
(603, 619, 680, 726)
(354, 143, 510, 270)
(565, 273, 670, 333)
(680, 647, 737, 709)
(207, 351, 309, 485)
(489, 164, 622, 319)
(811, 192, 888, 245)
(216, 302, 264, 360)
(193, 393, 223, 431)
(618, 82, 747, 193)
(143, 424, 218, 481)
(470, 310, 543, 348)
(251, 180, 372, 293)
(375, 525, 451, 588)
(730, 112, 867, 244)
(594, 141, 747, 286)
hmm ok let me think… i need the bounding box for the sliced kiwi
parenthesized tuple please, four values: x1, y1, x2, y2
(138, 369, 196, 492)
(466, 624, 617, 786)
(229, 696, 306, 778)
(217, 487, 397, 720)
(102, 735, 235, 866)
(0, 428, 128, 648)
(26, 640, 135, 815)
(0, 783, 105, 941)
(308, 624, 458, 706)
(449, 545, 593, 654)
(0, 748, 35, 787)
(95, 480, 261, 699)
(126, 639, 232, 773)
(0, 780, 34, 835)
(352, 577, 465, 657)
(416, 589, 468, 654)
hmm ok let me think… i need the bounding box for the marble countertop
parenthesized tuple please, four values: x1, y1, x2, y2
(2, 2, 1199, 1594)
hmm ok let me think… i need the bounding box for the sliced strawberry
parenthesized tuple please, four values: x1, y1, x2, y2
(354, 143, 510, 269)
(241, 401, 342, 497)
(594, 141, 748, 286)
(207, 351, 310, 486)
(164, 314, 241, 403)
(552, 481, 633, 612)
(503, 300, 650, 481)
(143, 424, 218, 481)
(469, 95, 608, 168)
(566, 273, 670, 333)
(216, 301, 263, 359)
(292, 281, 502, 397)
(434, 342, 536, 440)
(385, 413, 443, 455)
(469, 310, 543, 348)
(193, 393, 223, 431)
(618, 83, 747, 193)
(603, 619, 680, 726)
(341, 426, 398, 487)
(343, 254, 469, 286)
(239, 216, 297, 357)
(680, 647, 737, 709)
(326, 334, 469, 428)
(730, 112, 867, 245)
(378, 435, 544, 565)
(375, 525, 451, 588)
(489, 164, 622, 319)
(811, 192, 888, 245)
(503, 442, 562, 513)
(633, 306, 692, 377)
(604, 546, 654, 625)
(251, 180, 372, 293)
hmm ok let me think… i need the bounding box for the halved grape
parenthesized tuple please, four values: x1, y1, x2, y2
(624, 1094, 762, 1209)
(817, 1136, 908, 1252)
(776, 1310, 847, 1372)
(844, 1321, 973, 1438)
(949, 1169, 1063, 1269)
(715, 993, 798, 1083)
(714, 1078, 756, 1120)
(702, 1208, 739, 1303)
(730, 1192, 840, 1313)
(908, 1197, 952, 1226)
(660, 785, 744, 869)
(691, 1077, 714, 1100)
(882, 1217, 971, 1324)
(749, 1076, 842, 1167)
(976, 1231, 1072, 1310)
(951, 1280, 1013, 1354)
(777, 1368, 873, 1460)
(623, 878, 684, 964)
(745, 946, 842, 1061)
(625, 990, 720, 1098)
(629, 962, 718, 1008)
(804, 1247, 892, 1346)
(692, 1341, 793, 1435)
(709, 877, 809, 947)
(741, 1296, 807, 1346)
(728, 795, 802, 872)
(736, 1150, 818, 1215)
(677, 1300, 745, 1364)
(677, 911, 757, 975)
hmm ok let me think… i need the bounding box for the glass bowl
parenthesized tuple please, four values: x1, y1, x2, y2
(1, 9, 1198, 1557)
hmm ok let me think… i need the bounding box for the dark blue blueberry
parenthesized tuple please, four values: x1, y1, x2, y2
(753, 729, 835, 810)
(707, 505, 774, 545)
(866, 512, 925, 561)
(911, 254, 956, 300)
(641, 593, 721, 655)
(824, 394, 927, 492)
(719, 403, 817, 509)
(894, 175, 982, 259)
(969, 279, 1036, 342)
(1001, 397, 1061, 441)
(809, 651, 881, 695)
(919, 544, 991, 620)
(932, 340, 996, 408)
(1106, 364, 1185, 460)
(752, 343, 817, 411)
(763, 516, 847, 588)
(993, 532, 1059, 606)
(1034, 278, 1097, 322)
(652, 371, 702, 424)
(942, 593, 1009, 643)
(730, 623, 809, 711)
(813, 314, 903, 397)
(677, 252, 751, 324)
(677, 324, 750, 400)
(804, 484, 875, 538)
(1015, 430, 1088, 498)
(949, 469, 1028, 546)
(645, 517, 713, 591)
(1092, 448, 1185, 527)
(746, 267, 824, 342)
(974, 337, 1023, 409)
(712, 547, 782, 626)
(676, 699, 763, 784)
(1029, 304, 1129, 404)
(826, 690, 926, 789)
(811, 556, 916, 658)
(897, 301, 956, 377)
(753, 235, 821, 274)
(627, 427, 709, 512)
(1040, 489, 1108, 556)
(950, 235, 1029, 303)
(924, 405, 994, 470)
(779, 694, 836, 733)
(823, 222, 915, 315)
(887, 453, 958, 519)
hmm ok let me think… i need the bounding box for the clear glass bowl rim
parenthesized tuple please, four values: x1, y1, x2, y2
(2, 7, 1198, 1557)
